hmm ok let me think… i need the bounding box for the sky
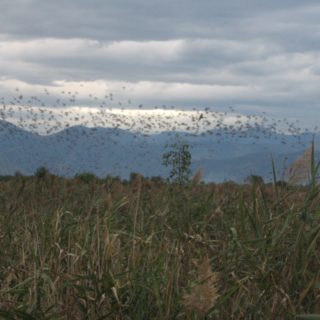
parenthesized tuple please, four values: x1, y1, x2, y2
(0, 0, 320, 132)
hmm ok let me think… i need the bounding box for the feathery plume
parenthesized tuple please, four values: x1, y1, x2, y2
(183, 255, 220, 317)
(287, 144, 313, 185)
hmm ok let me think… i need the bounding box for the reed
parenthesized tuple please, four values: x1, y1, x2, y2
(0, 170, 319, 319)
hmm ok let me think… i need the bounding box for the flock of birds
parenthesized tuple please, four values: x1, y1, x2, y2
(0, 83, 318, 177)
(0, 84, 316, 139)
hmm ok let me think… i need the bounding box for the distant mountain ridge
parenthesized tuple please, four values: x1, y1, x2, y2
(0, 120, 319, 182)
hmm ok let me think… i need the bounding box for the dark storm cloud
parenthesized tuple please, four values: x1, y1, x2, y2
(1, 0, 319, 41)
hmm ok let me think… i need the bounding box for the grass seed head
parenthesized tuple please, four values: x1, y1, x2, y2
(182, 255, 220, 317)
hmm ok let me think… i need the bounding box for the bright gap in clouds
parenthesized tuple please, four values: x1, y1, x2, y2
(0, 78, 318, 136)
(3, 105, 265, 135)
(0, 78, 314, 137)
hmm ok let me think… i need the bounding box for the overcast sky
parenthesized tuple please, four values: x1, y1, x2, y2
(1, 0, 320, 130)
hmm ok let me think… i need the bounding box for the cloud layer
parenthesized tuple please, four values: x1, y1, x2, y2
(0, 0, 320, 129)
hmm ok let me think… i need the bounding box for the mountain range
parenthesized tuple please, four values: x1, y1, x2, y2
(0, 120, 319, 183)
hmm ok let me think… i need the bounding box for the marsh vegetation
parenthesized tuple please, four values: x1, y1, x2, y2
(0, 166, 319, 319)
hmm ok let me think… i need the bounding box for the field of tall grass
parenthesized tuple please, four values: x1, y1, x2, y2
(0, 170, 319, 319)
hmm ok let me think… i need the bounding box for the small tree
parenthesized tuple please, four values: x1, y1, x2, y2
(162, 135, 192, 185)
(34, 166, 50, 179)
(245, 174, 264, 186)
(75, 172, 97, 184)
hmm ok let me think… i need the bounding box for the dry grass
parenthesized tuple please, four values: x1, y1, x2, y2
(183, 255, 220, 317)
(0, 173, 319, 319)
(288, 144, 313, 185)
